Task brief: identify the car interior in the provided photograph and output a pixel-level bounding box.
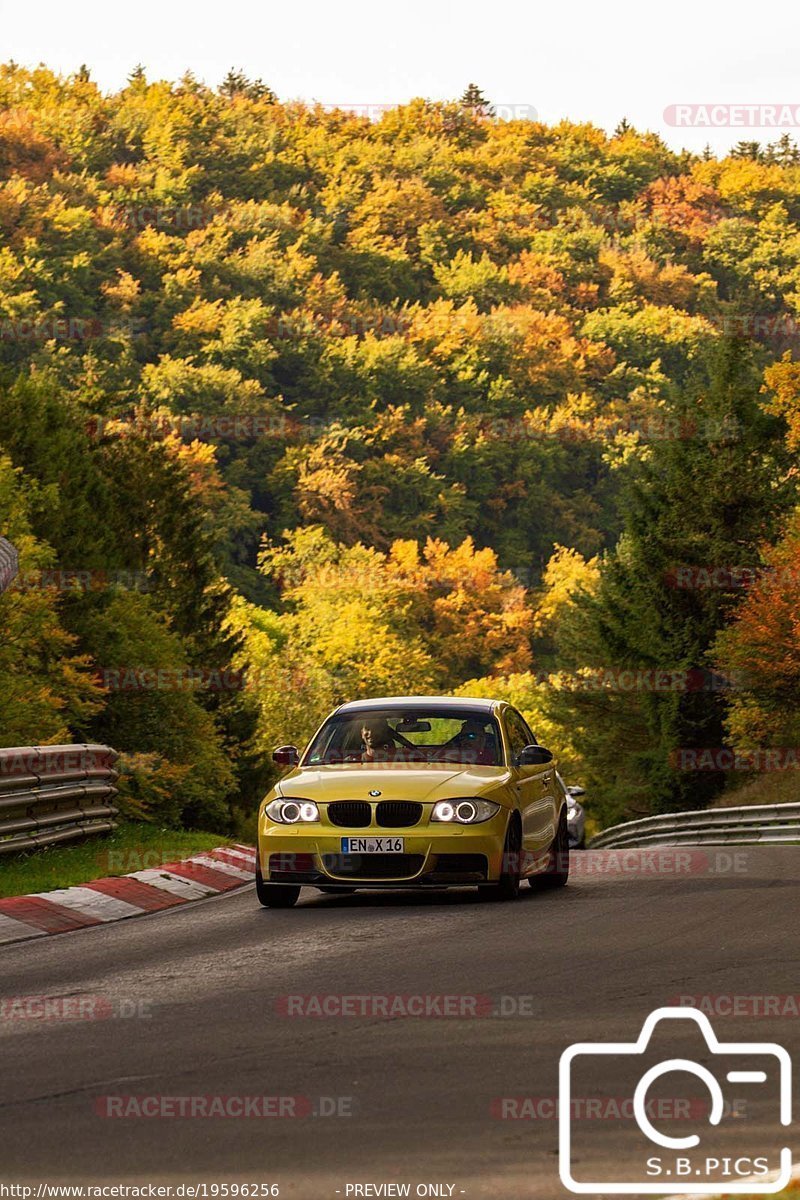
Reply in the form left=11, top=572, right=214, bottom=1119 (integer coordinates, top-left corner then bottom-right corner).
left=308, top=713, right=503, bottom=766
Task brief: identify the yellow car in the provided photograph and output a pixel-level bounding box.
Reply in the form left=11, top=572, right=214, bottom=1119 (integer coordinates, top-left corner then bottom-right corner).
left=256, top=696, right=570, bottom=908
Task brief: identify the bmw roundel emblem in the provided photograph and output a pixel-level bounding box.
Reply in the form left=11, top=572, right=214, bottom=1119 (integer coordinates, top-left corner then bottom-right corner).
left=369, top=789, right=381, bottom=797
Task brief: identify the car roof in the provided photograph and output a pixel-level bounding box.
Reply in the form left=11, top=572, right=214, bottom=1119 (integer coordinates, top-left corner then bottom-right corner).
left=334, top=695, right=503, bottom=714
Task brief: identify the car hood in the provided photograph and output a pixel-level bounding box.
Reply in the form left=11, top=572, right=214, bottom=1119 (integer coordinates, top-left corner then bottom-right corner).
left=277, top=764, right=510, bottom=804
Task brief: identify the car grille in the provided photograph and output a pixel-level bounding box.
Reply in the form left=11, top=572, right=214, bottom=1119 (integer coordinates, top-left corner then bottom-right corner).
left=326, top=801, right=371, bottom=827
left=322, top=853, right=425, bottom=880
left=375, top=800, right=422, bottom=827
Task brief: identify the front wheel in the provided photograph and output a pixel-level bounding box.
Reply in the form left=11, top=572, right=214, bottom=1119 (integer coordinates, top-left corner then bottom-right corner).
left=256, top=863, right=300, bottom=908
left=479, top=817, right=521, bottom=902
left=530, top=808, right=569, bottom=889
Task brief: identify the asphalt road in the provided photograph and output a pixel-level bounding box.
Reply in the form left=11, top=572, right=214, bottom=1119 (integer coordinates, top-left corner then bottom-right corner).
left=1, top=846, right=798, bottom=1199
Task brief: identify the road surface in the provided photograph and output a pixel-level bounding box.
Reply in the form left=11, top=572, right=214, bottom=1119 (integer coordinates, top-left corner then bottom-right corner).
left=1, top=846, right=798, bottom=1198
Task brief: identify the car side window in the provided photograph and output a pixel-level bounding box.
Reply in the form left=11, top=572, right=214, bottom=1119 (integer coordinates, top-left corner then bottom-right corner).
left=505, top=710, right=531, bottom=761
left=517, top=710, right=537, bottom=745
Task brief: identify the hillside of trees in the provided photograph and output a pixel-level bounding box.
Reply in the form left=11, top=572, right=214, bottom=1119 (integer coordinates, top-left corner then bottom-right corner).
left=2, top=65, right=800, bottom=831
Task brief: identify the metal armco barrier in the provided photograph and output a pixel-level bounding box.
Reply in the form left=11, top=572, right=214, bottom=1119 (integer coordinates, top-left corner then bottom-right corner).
left=0, top=536, right=19, bottom=593
left=0, top=744, right=119, bottom=855
left=589, top=802, right=800, bottom=849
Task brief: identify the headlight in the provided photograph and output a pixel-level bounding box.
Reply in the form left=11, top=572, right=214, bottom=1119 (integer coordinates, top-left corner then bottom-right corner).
left=265, top=797, right=320, bottom=824
left=431, top=798, right=500, bottom=824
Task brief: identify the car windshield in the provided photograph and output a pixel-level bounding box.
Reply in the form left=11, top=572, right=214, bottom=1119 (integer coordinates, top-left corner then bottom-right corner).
left=304, top=707, right=504, bottom=767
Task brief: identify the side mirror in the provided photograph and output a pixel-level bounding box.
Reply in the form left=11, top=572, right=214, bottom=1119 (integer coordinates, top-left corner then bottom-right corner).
left=567, top=784, right=586, bottom=797
left=516, top=744, right=553, bottom=767
left=273, top=745, right=300, bottom=767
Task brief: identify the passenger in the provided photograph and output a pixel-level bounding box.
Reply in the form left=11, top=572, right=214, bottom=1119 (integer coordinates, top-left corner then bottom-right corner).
left=453, top=719, right=496, bottom=765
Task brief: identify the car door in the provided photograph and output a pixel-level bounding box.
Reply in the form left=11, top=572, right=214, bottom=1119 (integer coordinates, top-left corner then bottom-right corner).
left=505, top=708, right=557, bottom=853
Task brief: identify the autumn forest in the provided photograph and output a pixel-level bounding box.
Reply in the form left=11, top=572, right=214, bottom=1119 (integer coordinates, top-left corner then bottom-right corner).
left=2, top=65, right=800, bottom=833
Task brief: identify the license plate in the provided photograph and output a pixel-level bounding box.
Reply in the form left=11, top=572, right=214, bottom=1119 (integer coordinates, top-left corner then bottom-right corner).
left=340, top=836, right=404, bottom=853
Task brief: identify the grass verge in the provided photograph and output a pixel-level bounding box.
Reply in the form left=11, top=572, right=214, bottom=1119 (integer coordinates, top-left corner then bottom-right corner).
left=712, top=769, right=798, bottom=808
left=0, top=821, right=234, bottom=899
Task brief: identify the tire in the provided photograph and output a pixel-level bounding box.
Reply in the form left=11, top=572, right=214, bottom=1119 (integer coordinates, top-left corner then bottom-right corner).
left=479, top=815, right=521, bottom=902
left=317, top=886, right=357, bottom=894
left=531, top=808, right=570, bottom=890
left=256, top=862, right=300, bottom=909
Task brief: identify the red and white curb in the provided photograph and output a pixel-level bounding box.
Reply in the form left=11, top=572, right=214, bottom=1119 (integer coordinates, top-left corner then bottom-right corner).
left=0, top=845, right=256, bottom=945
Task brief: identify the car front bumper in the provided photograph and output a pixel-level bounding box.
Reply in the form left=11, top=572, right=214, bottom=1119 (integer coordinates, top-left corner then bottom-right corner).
left=257, top=818, right=509, bottom=887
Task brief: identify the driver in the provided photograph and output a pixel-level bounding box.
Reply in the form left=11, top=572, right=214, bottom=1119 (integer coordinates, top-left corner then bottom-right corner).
left=360, top=718, right=397, bottom=762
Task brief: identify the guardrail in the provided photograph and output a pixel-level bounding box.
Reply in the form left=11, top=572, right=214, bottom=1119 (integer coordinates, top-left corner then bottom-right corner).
left=0, top=535, right=18, bottom=594
left=588, top=802, right=800, bottom=849
left=0, top=744, right=119, bottom=855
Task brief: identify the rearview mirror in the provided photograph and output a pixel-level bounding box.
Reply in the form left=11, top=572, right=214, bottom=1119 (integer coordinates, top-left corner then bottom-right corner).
left=395, top=719, right=431, bottom=733
left=516, top=744, right=553, bottom=767
left=567, top=784, right=586, bottom=797
left=273, top=745, right=300, bottom=766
